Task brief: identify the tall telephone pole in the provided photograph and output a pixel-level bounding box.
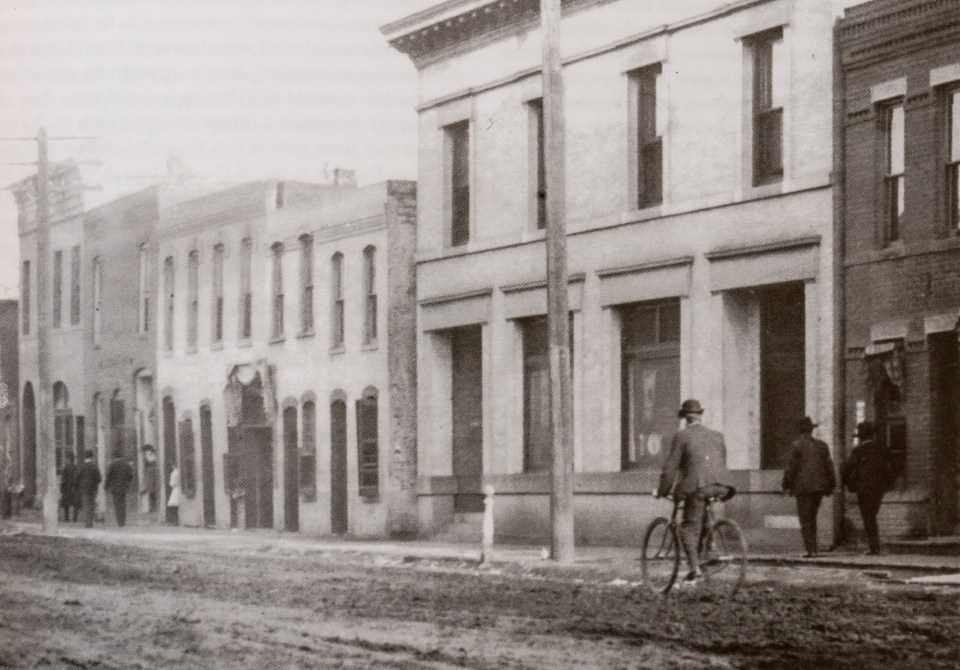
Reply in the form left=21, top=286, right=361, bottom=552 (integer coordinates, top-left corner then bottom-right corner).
left=541, top=0, right=575, bottom=562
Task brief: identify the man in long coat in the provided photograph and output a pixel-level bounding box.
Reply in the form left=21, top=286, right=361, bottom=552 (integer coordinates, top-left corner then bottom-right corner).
left=59, top=451, right=80, bottom=522
left=657, top=398, right=728, bottom=584
left=842, top=421, right=891, bottom=555
left=782, top=417, right=836, bottom=557
left=77, top=450, right=102, bottom=528
left=105, top=450, right=134, bottom=528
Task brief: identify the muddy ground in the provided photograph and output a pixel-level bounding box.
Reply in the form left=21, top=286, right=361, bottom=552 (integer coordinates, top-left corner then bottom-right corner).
left=0, top=532, right=957, bottom=669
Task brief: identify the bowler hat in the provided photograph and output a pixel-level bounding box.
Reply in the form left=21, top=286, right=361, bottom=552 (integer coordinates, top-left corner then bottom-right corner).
left=856, top=421, right=876, bottom=439
left=678, top=398, right=705, bottom=418
left=797, top=417, right=818, bottom=432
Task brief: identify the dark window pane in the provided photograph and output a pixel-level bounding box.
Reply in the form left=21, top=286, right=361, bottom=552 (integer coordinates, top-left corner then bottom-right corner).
left=449, top=121, right=470, bottom=246
left=658, top=302, right=680, bottom=343
left=356, top=396, right=379, bottom=498
left=622, top=306, right=657, bottom=348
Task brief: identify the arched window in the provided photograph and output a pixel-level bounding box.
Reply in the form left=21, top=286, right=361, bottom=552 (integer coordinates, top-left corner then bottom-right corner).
left=271, top=242, right=284, bottom=339
left=163, top=256, right=175, bottom=351
left=356, top=387, right=379, bottom=500
left=299, top=235, right=314, bottom=335
left=300, top=398, right=316, bottom=500
left=362, top=246, right=377, bottom=345
left=331, top=252, right=344, bottom=349
left=53, top=382, right=72, bottom=471
left=179, top=415, right=197, bottom=499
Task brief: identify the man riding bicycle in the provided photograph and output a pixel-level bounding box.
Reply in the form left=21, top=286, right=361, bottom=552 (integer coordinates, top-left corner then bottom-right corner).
left=655, top=398, right=729, bottom=585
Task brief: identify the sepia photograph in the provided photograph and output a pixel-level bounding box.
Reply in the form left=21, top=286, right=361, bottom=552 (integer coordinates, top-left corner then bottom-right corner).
left=0, top=0, right=959, bottom=667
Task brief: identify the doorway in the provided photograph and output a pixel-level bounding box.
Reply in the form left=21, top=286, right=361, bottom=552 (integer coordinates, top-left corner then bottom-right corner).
left=241, top=426, right=274, bottom=529
left=199, top=405, right=216, bottom=527
left=759, top=283, right=805, bottom=470
left=162, top=396, right=177, bottom=523
left=330, top=397, right=348, bottom=534
left=451, top=326, right=483, bottom=512
left=21, top=383, right=36, bottom=506
left=282, top=406, right=300, bottom=532
left=930, top=331, right=959, bottom=535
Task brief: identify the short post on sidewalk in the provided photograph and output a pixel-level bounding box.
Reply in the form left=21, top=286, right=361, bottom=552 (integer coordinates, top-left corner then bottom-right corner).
left=481, top=485, right=495, bottom=565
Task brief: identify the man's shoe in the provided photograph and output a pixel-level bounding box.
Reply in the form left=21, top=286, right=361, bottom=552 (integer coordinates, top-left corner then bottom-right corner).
left=674, top=571, right=703, bottom=589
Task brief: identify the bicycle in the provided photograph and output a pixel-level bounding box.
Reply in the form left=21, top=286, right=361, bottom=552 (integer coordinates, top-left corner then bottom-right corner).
left=640, top=484, right=748, bottom=597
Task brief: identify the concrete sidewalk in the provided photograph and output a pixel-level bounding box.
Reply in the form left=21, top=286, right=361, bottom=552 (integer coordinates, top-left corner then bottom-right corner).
left=4, top=518, right=959, bottom=575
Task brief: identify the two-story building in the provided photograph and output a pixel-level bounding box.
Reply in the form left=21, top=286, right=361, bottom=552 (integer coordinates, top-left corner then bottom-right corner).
left=384, top=0, right=837, bottom=547
left=154, top=178, right=417, bottom=536
left=837, top=0, right=960, bottom=540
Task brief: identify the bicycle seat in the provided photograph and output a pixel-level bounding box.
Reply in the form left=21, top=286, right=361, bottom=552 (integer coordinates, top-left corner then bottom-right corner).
left=698, top=483, right=736, bottom=502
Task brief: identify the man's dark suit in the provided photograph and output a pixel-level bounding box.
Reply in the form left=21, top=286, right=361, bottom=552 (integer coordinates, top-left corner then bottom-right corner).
left=782, top=434, right=836, bottom=555
left=842, top=439, right=890, bottom=553
left=657, top=423, right=728, bottom=573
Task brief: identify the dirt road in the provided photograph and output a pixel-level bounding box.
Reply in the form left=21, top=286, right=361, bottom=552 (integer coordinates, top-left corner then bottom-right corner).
left=0, top=533, right=957, bottom=669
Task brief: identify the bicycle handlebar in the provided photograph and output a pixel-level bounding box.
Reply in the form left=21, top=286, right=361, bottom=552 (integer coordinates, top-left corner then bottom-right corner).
left=653, top=483, right=737, bottom=503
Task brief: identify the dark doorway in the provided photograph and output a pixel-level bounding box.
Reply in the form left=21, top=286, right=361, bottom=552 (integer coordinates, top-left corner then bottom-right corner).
left=330, top=398, right=348, bottom=534
left=21, top=383, right=36, bottom=506
left=199, top=406, right=216, bottom=527
left=930, top=332, right=959, bottom=535
left=241, top=426, right=274, bottom=529
left=162, top=396, right=177, bottom=523
left=451, top=326, right=484, bottom=512
left=282, top=406, right=300, bottom=532
left=759, top=282, right=806, bottom=470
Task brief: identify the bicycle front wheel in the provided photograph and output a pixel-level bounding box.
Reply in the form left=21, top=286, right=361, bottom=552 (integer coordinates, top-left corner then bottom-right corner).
left=641, top=517, right=681, bottom=594
left=700, top=518, right=747, bottom=597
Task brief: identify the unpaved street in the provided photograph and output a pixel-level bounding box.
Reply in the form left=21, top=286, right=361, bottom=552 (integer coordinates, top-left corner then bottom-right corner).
left=0, top=533, right=958, bottom=669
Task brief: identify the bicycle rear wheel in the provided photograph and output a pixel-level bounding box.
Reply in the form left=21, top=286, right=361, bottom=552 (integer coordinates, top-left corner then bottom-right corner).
left=641, top=517, right=681, bottom=594
left=700, top=518, right=747, bottom=597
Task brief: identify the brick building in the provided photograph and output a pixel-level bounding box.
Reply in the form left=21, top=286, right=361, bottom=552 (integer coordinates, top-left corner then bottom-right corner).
left=837, top=0, right=960, bottom=539
left=0, top=300, right=19, bottom=507
left=154, top=178, right=417, bottom=536
left=384, top=0, right=837, bottom=547
left=12, top=161, right=88, bottom=507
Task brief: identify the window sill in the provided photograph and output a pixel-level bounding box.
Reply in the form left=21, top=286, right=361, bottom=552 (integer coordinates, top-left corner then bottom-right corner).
left=297, top=329, right=315, bottom=340
left=620, top=204, right=663, bottom=225
left=330, top=345, right=345, bottom=356
left=361, top=341, right=379, bottom=352
left=744, top=180, right=783, bottom=200
left=237, top=338, right=252, bottom=349
left=268, top=336, right=286, bottom=345
left=210, top=341, right=224, bottom=352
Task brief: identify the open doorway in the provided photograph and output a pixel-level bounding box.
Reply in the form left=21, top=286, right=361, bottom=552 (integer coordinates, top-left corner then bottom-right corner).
left=930, top=332, right=959, bottom=535
left=451, top=326, right=483, bottom=513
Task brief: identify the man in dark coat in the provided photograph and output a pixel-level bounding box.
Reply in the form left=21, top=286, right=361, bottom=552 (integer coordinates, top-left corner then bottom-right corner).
left=782, top=417, right=836, bottom=557
left=657, top=399, right=728, bottom=584
left=77, top=450, right=102, bottom=528
left=59, top=451, right=80, bottom=522
left=842, top=421, right=891, bottom=555
left=104, top=450, right=134, bottom=528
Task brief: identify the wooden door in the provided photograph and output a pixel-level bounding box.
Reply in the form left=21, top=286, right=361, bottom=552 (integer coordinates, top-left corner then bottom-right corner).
left=452, top=326, right=483, bottom=512
left=241, top=426, right=274, bottom=529
left=283, top=407, right=300, bottom=532
left=330, top=399, right=348, bottom=534
left=199, top=406, right=216, bottom=527
left=931, top=332, right=960, bottom=534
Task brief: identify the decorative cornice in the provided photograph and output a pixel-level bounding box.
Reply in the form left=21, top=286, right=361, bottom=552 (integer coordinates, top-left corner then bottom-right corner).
left=705, top=236, right=820, bottom=262
left=596, top=256, right=694, bottom=278
left=500, top=273, right=586, bottom=293
left=419, top=287, right=493, bottom=307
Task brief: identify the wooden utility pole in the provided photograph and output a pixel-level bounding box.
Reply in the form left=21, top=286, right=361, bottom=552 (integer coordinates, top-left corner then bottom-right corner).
left=35, top=128, right=58, bottom=534
left=540, top=0, right=575, bottom=562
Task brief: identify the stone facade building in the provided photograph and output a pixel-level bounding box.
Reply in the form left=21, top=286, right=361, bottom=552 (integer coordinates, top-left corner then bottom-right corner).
left=384, top=0, right=836, bottom=547
left=154, top=179, right=417, bottom=536
left=0, top=299, right=19, bottom=508
left=837, top=0, right=960, bottom=539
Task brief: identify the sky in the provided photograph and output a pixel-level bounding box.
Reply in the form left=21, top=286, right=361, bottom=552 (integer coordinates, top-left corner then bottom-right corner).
left=0, top=0, right=436, bottom=298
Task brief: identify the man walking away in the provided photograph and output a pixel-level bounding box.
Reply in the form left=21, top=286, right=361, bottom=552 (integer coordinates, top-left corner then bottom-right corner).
left=782, top=417, right=836, bottom=557
left=842, top=421, right=891, bottom=555
left=77, top=450, right=102, bottom=528
left=656, top=399, right=728, bottom=585
left=141, top=444, right=159, bottom=514
left=60, top=451, right=80, bottom=522
left=105, top=450, right=134, bottom=528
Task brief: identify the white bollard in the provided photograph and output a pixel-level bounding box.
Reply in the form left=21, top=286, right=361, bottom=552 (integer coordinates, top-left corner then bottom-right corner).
left=481, top=485, right=495, bottom=564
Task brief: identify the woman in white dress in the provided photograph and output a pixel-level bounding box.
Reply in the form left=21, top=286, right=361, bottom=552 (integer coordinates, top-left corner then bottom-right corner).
left=167, top=465, right=181, bottom=526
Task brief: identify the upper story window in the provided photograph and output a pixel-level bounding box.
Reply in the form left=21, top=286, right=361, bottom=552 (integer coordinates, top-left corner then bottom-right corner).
left=363, top=246, right=377, bottom=345
left=446, top=120, right=470, bottom=247
left=331, top=252, right=345, bottom=349
left=631, top=63, right=664, bottom=209
left=21, top=260, right=30, bottom=335
left=187, top=250, right=199, bottom=349
left=69, top=245, right=80, bottom=326
left=138, top=244, right=149, bottom=334
left=52, top=249, right=63, bottom=329
left=947, top=88, right=960, bottom=234
left=749, top=28, right=785, bottom=186
left=163, top=256, right=175, bottom=351
left=883, top=102, right=905, bottom=243
left=528, top=98, right=547, bottom=229
left=92, top=257, right=103, bottom=346
left=271, top=242, right=284, bottom=340
left=299, top=234, right=314, bottom=335
left=239, top=237, right=253, bottom=340
left=212, top=243, right=225, bottom=344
